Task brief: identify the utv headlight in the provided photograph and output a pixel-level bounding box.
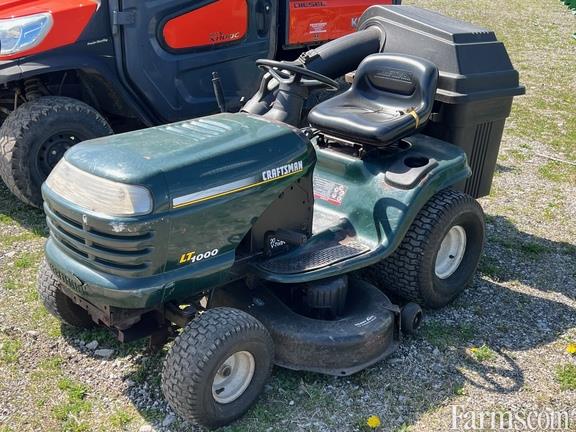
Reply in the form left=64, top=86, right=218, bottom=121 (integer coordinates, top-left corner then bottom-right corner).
left=46, top=160, right=153, bottom=216
left=0, top=13, right=53, bottom=56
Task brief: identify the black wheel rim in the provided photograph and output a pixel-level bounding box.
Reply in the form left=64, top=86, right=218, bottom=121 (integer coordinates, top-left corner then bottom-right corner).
left=36, top=132, right=82, bottom=179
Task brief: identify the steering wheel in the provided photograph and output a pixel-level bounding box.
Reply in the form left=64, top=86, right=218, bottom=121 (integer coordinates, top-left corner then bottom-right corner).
left=256, top=59, right=340, bottom=91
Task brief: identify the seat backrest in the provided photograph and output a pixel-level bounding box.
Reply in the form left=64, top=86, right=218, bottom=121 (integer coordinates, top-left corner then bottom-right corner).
left=353, top=53, right=438, bottom=119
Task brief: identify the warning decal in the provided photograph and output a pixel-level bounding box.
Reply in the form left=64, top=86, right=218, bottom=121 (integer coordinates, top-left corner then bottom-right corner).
left=313, top=176, right=348, bottom=206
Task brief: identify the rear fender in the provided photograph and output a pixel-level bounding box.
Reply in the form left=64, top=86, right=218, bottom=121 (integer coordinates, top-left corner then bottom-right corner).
left=254, top=134, right=472, bottom=283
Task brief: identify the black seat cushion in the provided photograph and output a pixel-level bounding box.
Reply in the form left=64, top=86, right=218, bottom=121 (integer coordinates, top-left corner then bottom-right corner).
left=308, top=54, right=439, bottom=147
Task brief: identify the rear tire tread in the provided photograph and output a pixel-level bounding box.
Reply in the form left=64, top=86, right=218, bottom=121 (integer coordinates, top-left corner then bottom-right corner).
left=365, top=189, right=484, bottom=307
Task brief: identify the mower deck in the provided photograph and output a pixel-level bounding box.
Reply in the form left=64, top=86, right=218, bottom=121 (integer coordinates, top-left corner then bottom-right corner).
left=212, top=278, right=400, bottom=376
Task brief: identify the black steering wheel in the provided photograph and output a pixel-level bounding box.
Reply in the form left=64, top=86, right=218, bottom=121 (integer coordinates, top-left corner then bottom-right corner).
left=256, top=59, right=340, bottom=91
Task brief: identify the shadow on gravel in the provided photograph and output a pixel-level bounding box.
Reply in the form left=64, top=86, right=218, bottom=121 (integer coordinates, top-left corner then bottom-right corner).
left=495, top=163, right=516, bottom=174
left=0, top=183, right=47, bottom=236
left=482, top=215, right=576, bottom=299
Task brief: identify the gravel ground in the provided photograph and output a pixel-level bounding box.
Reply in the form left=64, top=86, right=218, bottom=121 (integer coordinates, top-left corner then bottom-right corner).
left=1, top=1, right=575, bottom=431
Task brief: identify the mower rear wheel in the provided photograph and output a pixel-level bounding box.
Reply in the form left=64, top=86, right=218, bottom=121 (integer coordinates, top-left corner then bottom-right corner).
left=37, top=259, right=95, bottom=328
left=365, top=189, right=485, bottom=309
left=0, top=96, right=113, bottom=207
left=161, top=307, right=273, bottom=429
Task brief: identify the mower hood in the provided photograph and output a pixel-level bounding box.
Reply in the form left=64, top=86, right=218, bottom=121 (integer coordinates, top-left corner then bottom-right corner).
left=47, top=113, right=315, bottom=213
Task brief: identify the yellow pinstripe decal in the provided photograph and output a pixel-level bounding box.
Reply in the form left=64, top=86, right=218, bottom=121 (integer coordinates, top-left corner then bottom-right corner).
left=173, top=170, right=302, bottom=209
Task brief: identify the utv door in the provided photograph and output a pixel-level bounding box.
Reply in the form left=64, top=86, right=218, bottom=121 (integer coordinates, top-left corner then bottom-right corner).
left=113, top=0, right=277, bottom=123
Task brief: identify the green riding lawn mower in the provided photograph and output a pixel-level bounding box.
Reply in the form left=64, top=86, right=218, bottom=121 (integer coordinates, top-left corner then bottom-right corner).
left=36, top=5, right=524, bottom=429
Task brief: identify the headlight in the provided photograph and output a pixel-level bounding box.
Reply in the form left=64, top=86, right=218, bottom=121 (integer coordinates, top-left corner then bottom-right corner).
left=0, top=13, right=53, bottom=56
left=46, top=159, right=153, bottom=216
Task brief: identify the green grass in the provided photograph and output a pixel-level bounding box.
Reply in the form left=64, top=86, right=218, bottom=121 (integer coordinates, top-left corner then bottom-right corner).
left=52, top=378, right=92, bottom=432
left=39, top=356, right=64, bottom=372
left=452, top=384, right=467, bottom=396
left=490, top=237, right=551, bottom=258
left=478, top=255, right=505, bottom=280
left=0, top=337, right=22, bottom=364
left=109, top=409, right=136, bottom=429
left=0, top=231, right=42, bottom=248
left=555, top=364, right=576, bottom=390
left=538, top=161, right=576, bottom=184
left=542, top=200, right=561, bottom=221
left=14, top=252, right=36, bottom=269
left=421, top=321, right=476, bottom=349
left=518, top=242, right=550, bottom=257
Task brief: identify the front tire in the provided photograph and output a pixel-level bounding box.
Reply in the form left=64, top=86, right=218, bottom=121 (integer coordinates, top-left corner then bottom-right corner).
left=37, top=259, right=95, bottom=328
left=162, top=308, right=273, bottom=429
left=365, top=189, right=485, bottom=309
left=0, top=96, right=113, bottom=207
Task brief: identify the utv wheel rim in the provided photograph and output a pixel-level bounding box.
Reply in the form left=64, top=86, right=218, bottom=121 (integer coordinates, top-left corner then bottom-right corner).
left=38, top=132, right=81, bottom=178
left=212, top=351, right=255, bottom=404
left=435, top=225, right=467, bottom=279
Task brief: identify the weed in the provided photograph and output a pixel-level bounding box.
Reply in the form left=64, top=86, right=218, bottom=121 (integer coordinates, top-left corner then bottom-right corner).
left=109, top=409, right=135, bottom=429
left=14, top=252, right=36, bottom=269
left=507, top=149, right=528, bottom=162
left=453, top=384, right=467, bottom=396
left=0, top=337, right=22, bottom=363
left=555, top=364, right=576, bottom=390
left=478, top=255, right=505, bottom=280
left=3, top=278, right=17, bottom=291
left=470, top=344, right=496, bottom=362
left=518, top=242, right=550, bottom=257
left=40, top=356, right=64, bottom=371
left=52, top=377, right=92, bottom=431
left=421, top=321, right=475, bottom=348
left=542, top=201, right=560, bottom=221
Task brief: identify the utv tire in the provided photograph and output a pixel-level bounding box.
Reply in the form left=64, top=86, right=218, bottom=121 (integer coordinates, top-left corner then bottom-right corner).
left=162, top=308, right=273, bottom=429
left=365, top=189, right=485, bottom=309
left=37, top=259, right=95, bottom=328
left=0, top=97, right=113, bottom=208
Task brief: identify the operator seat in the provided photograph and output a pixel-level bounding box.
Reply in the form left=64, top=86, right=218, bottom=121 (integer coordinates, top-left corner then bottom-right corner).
left=308, top=54, right=439, bottom=147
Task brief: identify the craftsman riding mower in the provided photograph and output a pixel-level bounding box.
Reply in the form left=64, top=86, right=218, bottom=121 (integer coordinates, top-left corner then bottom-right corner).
left=36, top=5, right=524, bottom=429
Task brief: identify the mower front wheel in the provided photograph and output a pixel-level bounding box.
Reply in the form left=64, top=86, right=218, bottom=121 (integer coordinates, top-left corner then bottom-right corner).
left=366, top=189, right=485, bottom=309
left=37, top=259, right=95, bottom=328
left=161, top=307, right=273, bottom=429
